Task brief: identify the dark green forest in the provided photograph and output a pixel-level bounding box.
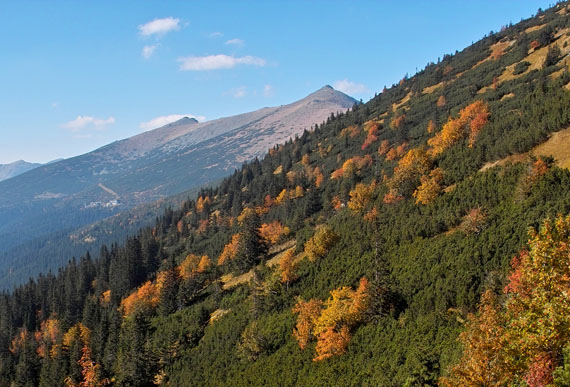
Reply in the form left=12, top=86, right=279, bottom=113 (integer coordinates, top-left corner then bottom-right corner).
left=4, top=3, right=570, bottom=386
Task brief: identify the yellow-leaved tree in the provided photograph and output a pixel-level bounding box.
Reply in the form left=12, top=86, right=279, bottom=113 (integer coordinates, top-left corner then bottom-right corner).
left=304, top=226, right=339, bottom=262
left=292, top=277, right=370, bottom=361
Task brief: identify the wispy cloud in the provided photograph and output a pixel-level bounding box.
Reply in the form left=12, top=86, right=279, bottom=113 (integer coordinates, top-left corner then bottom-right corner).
left=225, top=38, right=244, bottom=46
left=62, top=116, right=115, bottom=131
left=223, top=86, right=247, bottom=98
left=263, top=84, right=274, bottom=97
left=138, top=17, right=180, bottom=37
left=142, top=44, right=158, bottom=59
left=209, top=32, right=223, bottom=38
left=333, top=79, right=369, bottom=95
left=139, top=114, right=205, bottom=131
left=178, top=54, right=266, bottom=71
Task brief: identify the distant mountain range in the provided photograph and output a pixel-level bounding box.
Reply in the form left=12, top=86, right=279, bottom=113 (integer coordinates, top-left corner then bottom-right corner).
left=0, top=158, right=66, bottom=182
left=0, top=160, right=42, bottom=181
left=0, top=85, right=356, bottom=287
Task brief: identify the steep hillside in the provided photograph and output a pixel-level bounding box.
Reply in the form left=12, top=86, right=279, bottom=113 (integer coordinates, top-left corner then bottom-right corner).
left=4, top=3, right=570, bottom=386
left=0, top=86, right=355, bottom=288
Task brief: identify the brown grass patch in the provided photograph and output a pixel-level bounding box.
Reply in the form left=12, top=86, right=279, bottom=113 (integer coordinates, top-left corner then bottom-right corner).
left=422, top=82, right=443, bottom=94
left=221, top=271, right=253, bottom=290
left=443, top=183, right=457, bottom=193
left=533, top=127, right=570, bottom=169
left=444, top=226, right=460, bottom=236
left=473, top=40, right=516, bottom=71
left=478, top=44, right=551, bottom=94
left=209, top=309, right=230, bottom=324
left=480, top=154, right=529, bottom=172
left=525, top=24, right=546, bottom=34
left=490, top=40, right=514, bottom=59
left=479, top=127, right=570, bottom=172
left=500, top=93, right=515, bottom=101
left=392, top=91, right=412, bottom=112
left=221, top=239, right=300, bottom=290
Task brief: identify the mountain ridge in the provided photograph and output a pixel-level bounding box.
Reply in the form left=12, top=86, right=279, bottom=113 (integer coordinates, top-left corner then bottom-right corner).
left=0, top=86, right=356, bottom=288
left=0, top=160, right=42, bottom=182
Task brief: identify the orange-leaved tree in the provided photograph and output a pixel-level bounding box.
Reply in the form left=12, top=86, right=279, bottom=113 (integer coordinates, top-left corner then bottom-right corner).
left=292, top=298, right=323, bottom=350
left=442, top=214, right=570, bottom=386
left=217, top=233, right=241, bottom=265
left=413, top=167, right=444, bottom=205
left=120, top=281, right=159, bottom=318
left=428, top=100, right=489, bottom=155
left=440, top=290, right=509, bottom=386
left=385, top=147, right=431, bottom=201
left=279, top=249, right=297, bottom=288
left=293, top=278, right=370, bottom=361
left=259, top=221, right=290, bottom=245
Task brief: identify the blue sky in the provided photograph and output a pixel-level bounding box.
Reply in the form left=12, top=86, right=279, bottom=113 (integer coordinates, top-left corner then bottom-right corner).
left=0, top=1, right=552, bottom=164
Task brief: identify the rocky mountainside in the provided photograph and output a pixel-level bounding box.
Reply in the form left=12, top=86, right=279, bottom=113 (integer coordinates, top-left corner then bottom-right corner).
left=0, top=86, right=355, bottom=287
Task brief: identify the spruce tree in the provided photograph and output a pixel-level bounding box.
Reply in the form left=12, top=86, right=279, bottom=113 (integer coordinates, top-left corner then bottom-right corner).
left=233, top=210, right=267, bottom=273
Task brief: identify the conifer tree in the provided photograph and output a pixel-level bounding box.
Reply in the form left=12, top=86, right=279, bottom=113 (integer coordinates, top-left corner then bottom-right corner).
left=234, top=210, right=267, bottom=273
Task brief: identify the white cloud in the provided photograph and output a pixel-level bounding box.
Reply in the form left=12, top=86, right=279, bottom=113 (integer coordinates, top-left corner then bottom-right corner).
left=178, top=54, right=266, bottom=71
left=142, top=44, right=158, bottom=59
left=62, top=116, right=115, bottom=131
left=139, top=114, right=206, bottom=131
left=210, top=32, right=223, bottom=38
left=332, top=79, right=369, bottom=95
left=263, top=84, right=274, bottom=97
left=138, top=17, right=180, bottom=37
left=225, top=38, right=244, bottom=46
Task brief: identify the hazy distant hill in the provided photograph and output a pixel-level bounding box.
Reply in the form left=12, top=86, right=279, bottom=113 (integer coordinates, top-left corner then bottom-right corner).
left=0, top=160, right=42, bottom=182
left=0, top=86, right=355, bottom=287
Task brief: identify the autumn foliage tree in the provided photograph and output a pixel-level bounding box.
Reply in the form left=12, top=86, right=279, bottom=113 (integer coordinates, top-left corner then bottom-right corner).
left=313, top=326, right=351, bottom=362
left=413, top=168, right=444, bottom=205
left=293, top=278, right=370, bottom=361
left=427, top=119, right=436, bottom=134
left=378, top=140, right=390, bottom=156
left=385, top=147, right=431, bottom=201
left=442, top=215, right=570, bottom=385
left=390, top=113, right=406, bottom=129
left=304, top=226, right=339, bottom=262
left=120, top=281, right=159, bottom=318
left=459, top=207, right=487, bottom=234
left=440, top=290, right=509, bottom=386
left=217, top=233, right=240, bottom=266
left=178, top=254, right=211, bottom=280
left=63, top=323, right=108, bottom=387
left=279, top=249, right=297, bottom=288
left=292, top=299, right=323, bottom=350
left=428, top=100, right=489, bottom=155
left=361, top=123, right=379, bottom=150
left=348, top=180, right=377, bottom=213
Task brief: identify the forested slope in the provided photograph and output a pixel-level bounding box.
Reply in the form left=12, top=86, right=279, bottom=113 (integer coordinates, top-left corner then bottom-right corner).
left=3, top=3, right=570, bottom=386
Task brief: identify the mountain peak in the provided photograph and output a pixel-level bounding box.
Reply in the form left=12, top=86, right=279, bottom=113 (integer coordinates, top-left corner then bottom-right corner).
left=177, top=117, right=199, bottom=124
left=303, top=84, right=357, bottom=105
